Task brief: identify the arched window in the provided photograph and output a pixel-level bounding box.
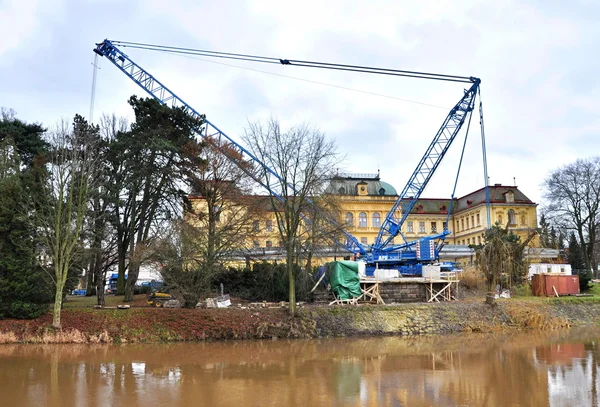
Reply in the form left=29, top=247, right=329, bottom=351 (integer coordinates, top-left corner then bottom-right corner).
left=345, top=212, right=354, bottom=227
left=358, top=212, right=367, bottom=228
left=508, top=209, right=516, bottom=225
left=372, top=212, right=381, bottom=227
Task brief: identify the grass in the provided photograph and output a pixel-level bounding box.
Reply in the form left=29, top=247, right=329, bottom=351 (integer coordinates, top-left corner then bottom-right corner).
left=63, top=294, right=149, bottom=309
left=507, top=282, right=600, bottom=304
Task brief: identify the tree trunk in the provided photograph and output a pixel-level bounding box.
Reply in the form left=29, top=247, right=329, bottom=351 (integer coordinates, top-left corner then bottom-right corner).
left=96, top=274, right=105, bottom=307
left=124, top=260, right=140, bottom=301
left=116, top=245, right=126, bottom=295
left=52, top=281, right=64, bottom=329
left=287, top=247, right=296, bottom=316
left=85, top=267, right=94, bottom=296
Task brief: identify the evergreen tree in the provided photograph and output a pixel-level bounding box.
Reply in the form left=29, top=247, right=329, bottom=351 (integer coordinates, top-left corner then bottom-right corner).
left=0, top=111, right=53, bottom=318
left=567, top=232, right=590, bottom=291
left=539, top=214, right=550, bottom=247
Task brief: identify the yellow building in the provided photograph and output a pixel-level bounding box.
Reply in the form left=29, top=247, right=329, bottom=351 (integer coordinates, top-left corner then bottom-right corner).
left=187, top=173, right=539, bottom=260
left=325, top=173, right=538, bottom=248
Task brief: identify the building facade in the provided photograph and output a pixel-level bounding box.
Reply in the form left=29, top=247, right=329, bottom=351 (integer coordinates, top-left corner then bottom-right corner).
left=188, top=173, right=539, bottom=259
left=325, top=173, right=538, bottom=248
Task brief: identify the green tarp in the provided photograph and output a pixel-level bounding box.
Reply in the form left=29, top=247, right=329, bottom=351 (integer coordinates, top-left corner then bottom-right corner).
left=326, top=261, right=362, bottom=300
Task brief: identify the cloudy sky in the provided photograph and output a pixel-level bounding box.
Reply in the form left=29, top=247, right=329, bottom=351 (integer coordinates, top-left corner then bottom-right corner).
left=1, top=0, right=598, bottom=207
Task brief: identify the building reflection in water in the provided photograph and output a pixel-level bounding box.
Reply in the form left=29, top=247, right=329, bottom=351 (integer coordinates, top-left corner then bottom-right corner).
left=2, top=331, right=600, bottom=406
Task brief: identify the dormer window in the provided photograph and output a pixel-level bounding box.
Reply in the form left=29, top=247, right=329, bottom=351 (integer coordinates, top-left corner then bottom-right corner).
left=467, top=200, right=473, bottom=207
left=356, top=182, right=368, bottom=196
left=417, top=205, right=424, bottom=213
left=338, top=187, right=345, bottom=194
left=505, top=190, right=515, bottom=203
left=440, top=205, right=447, bottom=213
left=379, top=187, right=385, bottom=195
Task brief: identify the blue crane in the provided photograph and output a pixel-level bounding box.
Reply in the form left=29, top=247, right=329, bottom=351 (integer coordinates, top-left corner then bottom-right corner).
left=93, top=39, right=489, bottom=274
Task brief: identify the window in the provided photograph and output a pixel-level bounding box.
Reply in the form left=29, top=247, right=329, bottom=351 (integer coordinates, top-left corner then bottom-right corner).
left=407, top=221, right=414, bottom=233
left=442, top=221, right=448, bottom=231
left=467, top=238, right=470, bottom=245
left=471, top=216, right=475, bottom=228
left=477, top=236, right=481, bottom=245
left=266, top=240, right=272, bottom=248
left=253, top=240, right=260, bottom=248
left=476, top=213, right=480, bottom=226
left=498, top=214, right=503, bottom=225
left=372, top=212, right=381, bottom=227
left=508, top=209, right=516, bottom=225
left=521, top=214, right=526, bottom=225
left=252, top=220, right=260, bottom=232
left=431, top=222, right=437, bottom=233
left=358, top=212, right=367, bottom=228
left=461, top=219, right=465, bottom=231
left=265, top=220, right=273, bottom=232
left=419, top=221, right=425, bottom=233
left=505, top=191, right=515, bottom=203
left=466, top=217, right=469, bottom=229
left=345, top=212, right=354, bottom=227
left=360, top=237, right=368, bottom=244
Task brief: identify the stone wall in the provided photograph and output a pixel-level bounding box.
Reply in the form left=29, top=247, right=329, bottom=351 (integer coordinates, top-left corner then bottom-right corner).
left=379, top=282, right=427, bottom=303
left=377, top=282, right=455, bottom=303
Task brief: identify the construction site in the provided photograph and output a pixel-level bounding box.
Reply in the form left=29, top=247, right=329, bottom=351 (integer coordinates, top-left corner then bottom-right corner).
left=87, top=39, right=568, bottom=308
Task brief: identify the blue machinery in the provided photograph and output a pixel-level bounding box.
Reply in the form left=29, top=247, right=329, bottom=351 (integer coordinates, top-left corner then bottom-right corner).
left=94, top=39, right=490, bottom=274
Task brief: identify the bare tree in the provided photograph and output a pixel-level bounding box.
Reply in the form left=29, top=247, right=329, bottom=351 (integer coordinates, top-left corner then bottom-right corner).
left=242, top=119, right=340, bottom=316
left=477, top=223, right=536, bottom=293
left=158, top=137, right=260, bottom=307
left=542, top=157, right=600, bottom=272
left=36, top=115, right=100, bottom=328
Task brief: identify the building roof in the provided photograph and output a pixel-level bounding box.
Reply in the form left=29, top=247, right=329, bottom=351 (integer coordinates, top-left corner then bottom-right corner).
left=454, top=184, right=536, bottom=211
left=325, top=172, right=398, bottom=196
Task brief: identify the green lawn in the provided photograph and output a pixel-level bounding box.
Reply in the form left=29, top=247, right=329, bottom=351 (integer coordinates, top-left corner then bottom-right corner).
left=510, top=282, right=600, bottom=304
left=63, top=294, right=148, bottom=309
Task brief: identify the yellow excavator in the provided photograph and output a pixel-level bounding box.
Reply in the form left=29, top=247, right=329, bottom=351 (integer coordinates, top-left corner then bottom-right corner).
left=146, top=286, right=175, bottom=307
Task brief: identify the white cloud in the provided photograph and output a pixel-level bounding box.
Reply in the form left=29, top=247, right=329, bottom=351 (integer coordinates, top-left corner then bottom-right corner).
left=2, top=0, right=599, bottom=210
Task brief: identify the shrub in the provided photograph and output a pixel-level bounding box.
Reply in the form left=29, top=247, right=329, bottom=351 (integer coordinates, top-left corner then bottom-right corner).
left=458, top=266, right=485, bottom=290
left=511, top=283, right=532, bottom=297
left=213, top=262, right=315, bottom=302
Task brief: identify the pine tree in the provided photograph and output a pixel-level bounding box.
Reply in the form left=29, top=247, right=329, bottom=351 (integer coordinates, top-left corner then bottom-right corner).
left=0, top=113, right=53, bottom=318
left=568, top=232, right=589, bottom=291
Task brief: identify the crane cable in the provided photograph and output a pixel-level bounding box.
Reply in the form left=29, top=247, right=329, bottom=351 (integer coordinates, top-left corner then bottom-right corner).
left=111, top=40, right=475, bottom=84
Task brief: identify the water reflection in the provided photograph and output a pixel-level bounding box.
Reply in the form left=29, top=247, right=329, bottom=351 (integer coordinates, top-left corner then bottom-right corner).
left=2, top=330, right=600, bottom=406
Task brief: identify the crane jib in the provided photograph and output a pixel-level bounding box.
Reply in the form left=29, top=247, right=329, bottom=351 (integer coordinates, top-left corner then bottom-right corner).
left=93, top=39, right=484, bottom=264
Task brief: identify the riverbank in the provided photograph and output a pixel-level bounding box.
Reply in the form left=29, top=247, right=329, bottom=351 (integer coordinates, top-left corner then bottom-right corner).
left=2, top=299, right=600, bottom=344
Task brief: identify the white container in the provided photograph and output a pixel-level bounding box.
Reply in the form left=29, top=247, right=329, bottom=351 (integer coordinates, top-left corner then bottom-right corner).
left=422, top=265, right=441, bottom=279
left=527, top=263, right=572, bottom=279
left=357, top=261, right=366, bottom=277
left=375, top=269, right=399, bottom=280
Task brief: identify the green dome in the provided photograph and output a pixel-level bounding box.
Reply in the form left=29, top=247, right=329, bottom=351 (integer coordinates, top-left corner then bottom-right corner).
left=325, top=175, right=398, bottom=196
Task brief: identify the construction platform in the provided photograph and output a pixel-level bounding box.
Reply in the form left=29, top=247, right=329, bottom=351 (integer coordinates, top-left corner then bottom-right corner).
left=343, top=275, right=459, bottom=305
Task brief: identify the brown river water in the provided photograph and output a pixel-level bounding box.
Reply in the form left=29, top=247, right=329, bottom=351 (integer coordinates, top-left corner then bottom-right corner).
left=2, top=329, right=600, bottom=407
